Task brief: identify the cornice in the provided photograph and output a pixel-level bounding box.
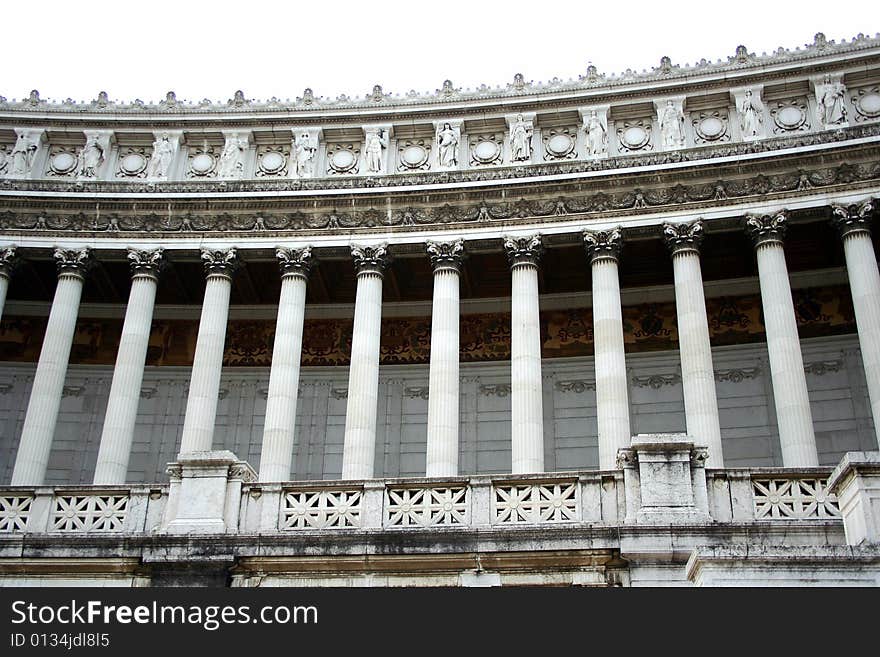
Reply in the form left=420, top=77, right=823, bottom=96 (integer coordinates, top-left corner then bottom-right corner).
left=1, top=33, right=877, bottom=120
left=0, top=148, right=876, bottom=241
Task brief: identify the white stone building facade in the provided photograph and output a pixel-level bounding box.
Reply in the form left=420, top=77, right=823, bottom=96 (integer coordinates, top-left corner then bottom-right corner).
left=0, top=33, right=879, bottom=586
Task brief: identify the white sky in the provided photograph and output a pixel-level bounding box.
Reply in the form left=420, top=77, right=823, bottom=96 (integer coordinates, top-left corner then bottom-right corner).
left=4, top=0, right=878, bottom=104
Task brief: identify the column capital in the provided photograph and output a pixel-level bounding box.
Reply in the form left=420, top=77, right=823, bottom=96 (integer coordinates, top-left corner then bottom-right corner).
left=53, top=247, right=91, bottom=279
left=583, top=227, right=623, bottom=264
left=0, top=246, right=19, bottom=279
left=832, top=199, right=875, bottom=239
left=276, top=246, right=313, bottom=279
left=351, top=243, right=391, bottom=277
left=127, top=248, right=164, bottom=281
left=663, top=220, right=704, bottom=256
left=426, top=239, right=466, bottom=274
left=200, top=248, right=238, bottom=279
left=746, top=211, right=787, bottom=248
left=503, top=234, right=543, bottom=269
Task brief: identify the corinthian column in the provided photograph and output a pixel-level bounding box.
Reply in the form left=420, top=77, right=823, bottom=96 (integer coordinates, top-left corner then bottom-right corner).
left=178, top=248, right=238, bottom=456
left=258, top=247, right=313, bottom=482
left=93, top=249, right=164, bottom=484
left=584, top=228, right=631, bottom=470
left=341, top=244, right=390, bottom=480
left=747, top=212, right=818, bottom=466
left=663, top=221, right=724, bottom=467
left=833, top=200, right=880, bottom=449
left=12, top=248, right=90, bottom=485
left=504, top=235, right=545, bottom=474
left=425, top=240, right=465, bottom=477
left=0, top=246, right=18, bottom=321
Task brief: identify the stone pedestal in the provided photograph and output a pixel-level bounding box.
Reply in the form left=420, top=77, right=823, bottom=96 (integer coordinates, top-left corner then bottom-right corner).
left=617, top=433, right=709, bottom=525
left=162, top=451, right=255, bottom=535
left=828, top=451, right=880, bottom=546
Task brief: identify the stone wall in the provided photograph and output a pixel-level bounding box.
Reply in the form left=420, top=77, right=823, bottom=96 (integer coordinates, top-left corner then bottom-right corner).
left=0, top=334, right=875, bottom=485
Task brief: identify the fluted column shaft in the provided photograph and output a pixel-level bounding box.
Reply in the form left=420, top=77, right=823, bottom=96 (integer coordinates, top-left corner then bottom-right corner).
left=93, top=250, right=163, bottom=484
left=664, top=222, right=724, bottom=467
left=178, top=249, right=237, bottom=455
left=504, top=236, right=544, bottom=474
left=342, top=245, right=389, bottom=480
left=748, top=213, right=818, bottom=466
left=834, top=202, right=880, bottom=449
left=259, top=248, right=312, bottom=482
left=12, top=248, right=90, bottom=485
left=585, top=229, right=630, bottom=470
left=425, top=241, right=464, bottom=477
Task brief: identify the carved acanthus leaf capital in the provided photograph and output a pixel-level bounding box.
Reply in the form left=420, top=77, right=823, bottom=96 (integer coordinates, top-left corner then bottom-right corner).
left=200, top=248, right=238, bottom=279
left=745, top=211, right=787, bottom=247
left=663, top=220, right=704, bottom=255
left=127, top=248, right=164, bottom=280
left=276, top=246, right=313, bottom=278
left=503, top=234, right=543, bottom=269
left=832, top=199, right=874, bottom=239
left=53, top=247, right=91, bottom=278
left=426, top=239, right=466, bottom=273
left=0, top=246, right=18, bottom=279
left=351, top=243, right=391, bottom=276
left=583, top=227, right=623, bottom=263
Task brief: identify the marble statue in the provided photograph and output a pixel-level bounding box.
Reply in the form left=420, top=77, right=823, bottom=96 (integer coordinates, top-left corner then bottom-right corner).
left=364, top=129, right=388, bottom=174
left=78, top=135, right=105, bottom=178
left=217, top=133, right=248, bottom=178
left=294, top=132, right=317, bottom=177
left=585, top=110, right=607, bottom=156
left=147, top=133, right=175, bottom=179
left=10, top=131, right=39, bottom=176
left=659, top=100, right=685, bottom=148
left=436, top=122, right=459, bottom=168
left=739, top=89, right=763, bottom=138
left=509, top=114, right=532, bottom=161
left=817, top=75, right=847, bottom=125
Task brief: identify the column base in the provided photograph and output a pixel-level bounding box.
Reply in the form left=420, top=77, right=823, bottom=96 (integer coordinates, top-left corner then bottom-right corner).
left=162, top=451, right=256, bottom=535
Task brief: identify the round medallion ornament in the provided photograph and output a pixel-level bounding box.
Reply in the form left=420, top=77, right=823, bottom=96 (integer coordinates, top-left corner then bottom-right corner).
left=49, top=152, right=77, bottom=175
left=775, top=106, right=806, bottom=130
left=259, top=151, right=286, bottom=175
left=472, top=140, right=500, bottom=164
left=856, top=92, right=880, bottom=117
left=120, top=152, right=147, bottom=176
left=696, top=117, right=724, bottom=140
left=329, top=149, right=357, bottom=173
left=401, top=144, right=428, bottom=169
left=621, top=126, right=650, bottom=149
left=190, top=153, right=215, bottom=176
left=546, top=133, right=574, bottom=157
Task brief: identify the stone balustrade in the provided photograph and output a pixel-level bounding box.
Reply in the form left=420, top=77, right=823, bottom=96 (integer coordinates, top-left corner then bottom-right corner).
left=0, top=468, right=845, bottom=536
left=0, top=485, right=167, bottom=534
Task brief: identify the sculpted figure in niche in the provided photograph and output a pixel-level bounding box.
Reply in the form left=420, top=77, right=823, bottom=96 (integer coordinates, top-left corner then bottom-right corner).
left=659, top=100, right=685, bottom=148
left=585, top=110, right=607, bottom=156
left=294, top=132, right=317, bottom=177
left=818, top=75, right=847, bottom=125
left=364, top=129, right=388, bottom=174
left=509, top=114, right=532, bottom=161
left=217, top=133, right=248, bottom=178
left=436, top=122, right=458, bottom=167
left=78, top=135, right=105, bottom=177
left=739, top=89, right=763, bottom=138
left=10, top=131, right=39, bottom=176
left=147, top=133, right=175, bottom=178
